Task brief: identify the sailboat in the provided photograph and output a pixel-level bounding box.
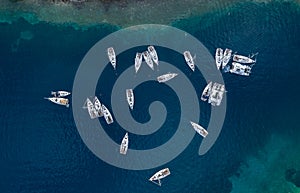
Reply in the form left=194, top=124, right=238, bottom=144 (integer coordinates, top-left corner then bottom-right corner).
left=107, top=47, right=116, bottom=70
left=149, top=168, right=171, bottom=186
left=119, top=132, right=129, bottom=155
left=126, top=89, right=134, bottom=110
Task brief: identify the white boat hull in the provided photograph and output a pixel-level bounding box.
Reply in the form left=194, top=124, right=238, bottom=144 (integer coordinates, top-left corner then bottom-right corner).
left=143, top=51, right=154, bottom=70
left=157, top=73, right=178, bottom=83
left=190, top=121, right=208, bottom=138
left=102, top=104, right=114, bottom=124
left=134, top=52, right=143, bottom=73
left=215, top=48, right=223, bottom=70
left=126, top=89, right=134, bottom=110
left=45, top=97, right=69, bottom=107
left=107, top=47, right=116, bottom=69
left=183, top=51, right=195, bottom=71
left=120, top=132, right=129, bottom=155
left=148, top=46, right=159, bottom=65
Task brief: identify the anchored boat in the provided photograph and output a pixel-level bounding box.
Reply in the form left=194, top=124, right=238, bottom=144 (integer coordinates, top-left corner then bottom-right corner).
left=142, top=51, right=154, bottom=70
left=149, top=168, right=171, bottom=186
left=215, top=48, right=223, bottom=70
left=44, top=97, right=69, bottom=107
left=126, top=89, right=134, bottom=110
left=51, top=91, right=71, bottom=98
left=183, top=51, right=195, bottom=71
left=190, top=121, right=208, bottom=138
left=93, top=96, right=103, bottom=117
left=107, top=47, right=116, bottom=70
left=200, top=81, right=213, bottom=101
left=157, top=73, right=178, bottom=83
left=229, top=62, right=252, bottom=76
left=120, top=132, right=129, bottom=155
left=134, top=52, right=143, bottom=73
left=101, top=104, right=114, bottom=124
left=148, top=45, right=159, bottom=65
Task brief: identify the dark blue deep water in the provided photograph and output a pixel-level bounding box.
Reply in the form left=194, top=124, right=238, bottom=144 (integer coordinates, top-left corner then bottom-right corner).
left=0, top=1, right=300, bottom=193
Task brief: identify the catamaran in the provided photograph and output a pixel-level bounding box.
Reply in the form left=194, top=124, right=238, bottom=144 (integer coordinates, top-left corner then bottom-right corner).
left=83, top=98, right=98, bottom=119
left=200, top=81, right=213, bottom=101
left=142, top=51, right=154, bottom=70
left=93, top=96, right=103, bottom=117
left=229, top=62, right=252, bottom=76
left=233, top=54, right=256, bottom=64
left=190, top=121, right=208, bottom=138
left=126, top=89, right=134, bottom=110
left=120, top=132, right=129, bottom=155
left=215, top=48, right=223, bottom=70
left=208, top=83, right=225, bottom=106
left=51, top=91, right=71, bottom=97
left=148, top=45, right=159, bottom=65
left=107, top=47, right=116, bottom=70
left=134, top=52, right=143, bottom=73
left=149, top=168, right=171, bottom=186
left=222, top=48, right=232, bottom=69
left=44, top=97, right=69, bottom=107
left=157, top=73, right=178, bottom=83
left=101, top=104, right=114, bottom=124
left=183, top=51, right=195, bottom=71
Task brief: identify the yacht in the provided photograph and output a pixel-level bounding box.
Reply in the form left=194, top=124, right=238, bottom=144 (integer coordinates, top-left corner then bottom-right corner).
left=83, top=98, right=98, bottom=119
left=44, top=97, right=69, bottom=107
left=233, top=54, right=256, bottom=64
left=200, top=81, right=213, bottom=101
left=126, top=89, right=134, bottom=110
left=120, top=132, right=129, bottom=155
left=229, top=62, right=252, bottom=76
left=93, top=96, right=103, bottom=117
left=222, top=48, right=232, bottom=69
left=149, top=168, right=171, bottom=186
left=51, top=91, right=71, bottom=97
left=134, top=52, right=143, bottom=73
left=183, top=51, right=195, bottom=71
left=157, top=73, right=178, bottom=83
left=208, top=83, right=225, bottom=106
left=148, top=45, right=159, bottom=65
left=190, top=121, right=208, bottom=138
left=107, top=47, right=116, bottom=70
left=142, top=51, right=154, bottom=70
left=215, top=48, right=223, bottom=70
left=101, top=104, right=114, bottom=124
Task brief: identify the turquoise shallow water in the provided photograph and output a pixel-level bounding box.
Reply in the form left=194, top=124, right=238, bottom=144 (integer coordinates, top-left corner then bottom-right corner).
left=0, top=1, right=300, bottom=193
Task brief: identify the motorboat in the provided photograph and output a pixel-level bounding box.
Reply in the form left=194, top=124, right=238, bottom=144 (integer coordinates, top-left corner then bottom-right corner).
left=190, top=121, right=208, bottom=138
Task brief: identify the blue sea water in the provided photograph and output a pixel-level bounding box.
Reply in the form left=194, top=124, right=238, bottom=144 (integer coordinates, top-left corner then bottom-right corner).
left=0, top=1, right=300, bottom=193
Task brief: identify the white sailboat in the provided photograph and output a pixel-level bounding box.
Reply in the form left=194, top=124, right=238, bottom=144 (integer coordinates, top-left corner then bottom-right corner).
left=44, top=97, right=69, bottom=107
left=200, top=81, right=213, bottom=101
left=215, top=48, right=223, bottom=70
left=119, top=132, right=129, bottom=155
left=51, top=91, right=71, bottom=97
left=229, top=62, right=252, bottom=76
left=208, top=83, right=226, bottom=106
left=183, top=51, right=195, bottom=71
left=148, top=45, right=159, bottom=65
left=149, top=168, right=171, bottom=186
left=126, top=89, right=134, bottom=110
left=190, top=121, right=208, bottom=138
left=101, top=104, right=114, bottom=124
left=83, top=98, right=98, bottom=119
left=222, top=48, right=232, bottom=69
left=93, top=96, right=103, bottom=117
left=233, top=54, right=256, bottom=64
left=134, top=52, right=143, bottom=73
left=107, top=47, right=116, bottom=70
left=157, top=73, right=178, bottom=83
left=142, top=51, right=154, bottom=70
